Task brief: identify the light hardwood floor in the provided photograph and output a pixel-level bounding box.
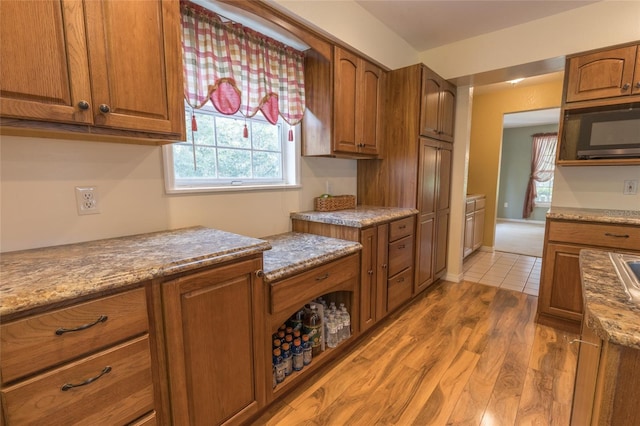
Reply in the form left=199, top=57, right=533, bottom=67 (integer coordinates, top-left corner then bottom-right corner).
left=251, top=280, right=579, bottom=426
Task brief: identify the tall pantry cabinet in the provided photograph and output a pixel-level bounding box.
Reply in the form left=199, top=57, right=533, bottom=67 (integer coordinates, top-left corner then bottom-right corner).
left=358, top=63, right=455, bottom=293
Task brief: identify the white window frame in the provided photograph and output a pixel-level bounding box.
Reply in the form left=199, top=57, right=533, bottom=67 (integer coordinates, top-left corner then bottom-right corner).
left=163, top=106, right=301, bottom=194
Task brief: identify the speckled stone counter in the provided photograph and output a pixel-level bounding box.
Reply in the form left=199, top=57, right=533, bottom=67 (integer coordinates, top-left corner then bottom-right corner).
left=466, top=194, right=485, bottom=201
left=580, top=249, right=640, bottom=349
left=290, top=206, right=418, bottom=228
left=261, top=232, right=362, bottom=283
left=548, top=207, right=640, bottom=226
left=0, top=226, right=271, bottom=319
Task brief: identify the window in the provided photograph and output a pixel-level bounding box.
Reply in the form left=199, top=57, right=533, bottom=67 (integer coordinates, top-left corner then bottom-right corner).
left=163, top=106, right=299, bottom=193
left=533, top=141, right=556, bottom=207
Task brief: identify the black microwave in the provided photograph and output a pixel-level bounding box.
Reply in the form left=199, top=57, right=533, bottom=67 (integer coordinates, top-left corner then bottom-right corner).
left=576, top=108, right=640, bottom=159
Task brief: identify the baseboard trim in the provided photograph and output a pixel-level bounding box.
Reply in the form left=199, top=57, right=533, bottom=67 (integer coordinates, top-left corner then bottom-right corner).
left=443, top=271, right=464, bottom=283
left=497, top=218, right=545, bottom=225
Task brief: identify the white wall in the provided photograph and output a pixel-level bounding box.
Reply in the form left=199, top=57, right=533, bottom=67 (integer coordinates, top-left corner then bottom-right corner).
left=420, top=1, right=640, bottom=79
left=553, top=165, right=640, bottom=211
left=0, top=136, right=356, bottom=252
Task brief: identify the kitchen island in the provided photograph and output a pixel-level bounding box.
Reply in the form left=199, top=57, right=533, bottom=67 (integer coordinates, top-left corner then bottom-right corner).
left=571, top=249, right=640, bottom=425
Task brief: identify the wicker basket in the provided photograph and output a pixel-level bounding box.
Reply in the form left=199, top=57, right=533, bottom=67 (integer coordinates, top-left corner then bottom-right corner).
left=314, top=195, right=356, bottom=212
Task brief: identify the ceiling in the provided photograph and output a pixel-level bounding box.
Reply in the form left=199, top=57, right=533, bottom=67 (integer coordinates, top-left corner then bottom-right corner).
left=355, top=0, right=599, bottom=52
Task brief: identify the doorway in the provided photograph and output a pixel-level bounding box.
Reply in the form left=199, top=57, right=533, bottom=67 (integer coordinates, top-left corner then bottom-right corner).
left=495, top=108, right=560, bottom=258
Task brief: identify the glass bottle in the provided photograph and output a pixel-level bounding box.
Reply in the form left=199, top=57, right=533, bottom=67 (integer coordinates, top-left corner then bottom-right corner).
left=341, top=304, right=351, bottom=341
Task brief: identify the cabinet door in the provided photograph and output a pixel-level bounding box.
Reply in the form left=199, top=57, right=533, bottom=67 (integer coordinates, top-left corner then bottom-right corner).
left=418, top=141, right=438, bottom=215
left=0, top=0, right=93, bottom=124
left=358, top=60, right=382, bottom=155
left=566, top=45, right=637, bottom=102
left=570, top=321, right=603, bottom=426
left=437, top=147, right=452, bottom=211
left=376, top=224, right=389, bottom=320
left=415, top=214, right=434, bottom=293
left=473, top=208, right=485, bottom=251
left=633, top=49, right=640, bottom=95
left=539, top=243, right=584, bottom=323
left=359, top=227, right=378, bottom=332
left=419, top=69, right=442, bottom=139
left=464, top=213, right=474, bottom=258
left=434, top=211, right=449, bottom=278
left=333, top=47, right=359, bottom=154
left=84, top=0, right=184, bottom=136
left=438, top=82, right=456, bottom=142
left=162, top=258, right=264, bottom=425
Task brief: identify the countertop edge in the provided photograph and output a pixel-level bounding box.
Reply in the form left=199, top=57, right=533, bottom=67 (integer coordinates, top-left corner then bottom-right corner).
left=580, top=249, right=640, bottom=350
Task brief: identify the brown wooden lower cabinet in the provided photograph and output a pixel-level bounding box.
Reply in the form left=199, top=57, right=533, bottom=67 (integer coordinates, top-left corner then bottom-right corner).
left=538, top=242, right=584, bottom=331
left=571, top=325, right=640, bottom=425
left=292, top=214, right=415, bottom=333
left=0, top=286, right=156, bottom=426
left=537, top=218, right=640, bottom=332
left=161, top=256, right=265, bottom=426
left=265, top=253, right=359, bottom=402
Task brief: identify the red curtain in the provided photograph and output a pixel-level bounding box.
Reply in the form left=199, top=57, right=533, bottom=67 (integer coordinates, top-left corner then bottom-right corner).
left=522, top=133, right=557, bottom=218
left=180, top=1, right=306, bottom=126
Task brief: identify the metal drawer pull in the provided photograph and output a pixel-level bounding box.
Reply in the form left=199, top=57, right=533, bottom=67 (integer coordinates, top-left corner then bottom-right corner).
left=398, top=225, right=407, bottom=229
left=61, top=366, right=112, bottom=391
left=398, top=244, right=406, bottom=249
left=315, top=273, right=329, bottom=281
left=569, top=338, right=599, bottom=348
left=604, top=232, right=630, bottom=239
left=55, top=315, right=108, bottom=335
left=397, top=277, right=405, bottom=283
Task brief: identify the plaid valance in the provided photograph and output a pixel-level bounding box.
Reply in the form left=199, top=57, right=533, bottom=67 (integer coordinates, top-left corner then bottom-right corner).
left=180, top=1, right=306, bottom=126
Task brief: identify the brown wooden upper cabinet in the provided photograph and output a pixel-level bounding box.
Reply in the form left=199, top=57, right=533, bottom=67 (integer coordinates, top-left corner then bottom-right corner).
left=420, top=67, right=456, bottom=142
left=303, top=46, right=384, bottom=158
left=0, top=0, right=185, bottom=143
left=565, top=43, right=640, bottom=103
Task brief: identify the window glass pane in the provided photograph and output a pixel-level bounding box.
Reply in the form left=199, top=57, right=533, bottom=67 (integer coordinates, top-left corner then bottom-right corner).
left=253, top=151, right=282, bottom=178
left=252, top=121, right=280, bottom=151
left=185, top=112, right=216, bottom=146
left=218, top=148, right=251, bottom=178
left=174, top=144, right=217, bottom=178
left=216, top=116, right=250, bottom=149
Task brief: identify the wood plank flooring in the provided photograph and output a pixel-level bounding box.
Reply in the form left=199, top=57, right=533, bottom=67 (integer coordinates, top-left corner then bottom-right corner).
left=250, top=280, right=579, bottom=426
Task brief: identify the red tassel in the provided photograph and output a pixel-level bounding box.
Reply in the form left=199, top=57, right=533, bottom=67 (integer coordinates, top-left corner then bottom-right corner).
left=243, top=124, right=248, bottom=138
left=288, top=128, right=293, bottom=142
left=191, top=114, right=198, bottom=132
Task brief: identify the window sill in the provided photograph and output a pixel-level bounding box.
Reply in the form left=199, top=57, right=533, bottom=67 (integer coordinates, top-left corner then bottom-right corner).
left=165, top=183, right=302, bottom=195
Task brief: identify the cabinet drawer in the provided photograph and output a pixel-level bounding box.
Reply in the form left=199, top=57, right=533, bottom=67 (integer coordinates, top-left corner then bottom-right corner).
left=387, top=267, right=413, bottom=312
left=548, top=221, right=640, bottom=251
left=270, top=253, right=358, bottom=315
left=389, top=216, right=415, bottom=242
left=465, top=200, right=475, bottom=214
left=1, top=287, right=149, bottom=384
left=474, top=198, right=485, bottom=210
left=388, top=235, right=414, bottom=277
left=1, top=335, right=154, bottom=425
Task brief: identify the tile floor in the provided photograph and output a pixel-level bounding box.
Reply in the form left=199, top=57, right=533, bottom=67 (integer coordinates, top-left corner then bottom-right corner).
left=463, top=250, right=541, bottom=296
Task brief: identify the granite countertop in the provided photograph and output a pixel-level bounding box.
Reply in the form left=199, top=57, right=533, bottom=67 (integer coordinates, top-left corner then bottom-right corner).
left=580, top=249, right=640, bottom=349
left=466, top=194, right=485, bottom=201
left=0, top=226, right=271, bottom=319
left=261, top=232, right=362, bottom=283
left=548, top=207, right=640, bottom=226
left=290, top=205, right=418, bottom=228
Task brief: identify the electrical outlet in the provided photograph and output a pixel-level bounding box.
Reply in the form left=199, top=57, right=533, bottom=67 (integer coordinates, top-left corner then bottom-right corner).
left=623, top=180, right=638, bottom=195
left=75, top=186, right=100, bottom=215
left=504, top=202, right=509, bottom=208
